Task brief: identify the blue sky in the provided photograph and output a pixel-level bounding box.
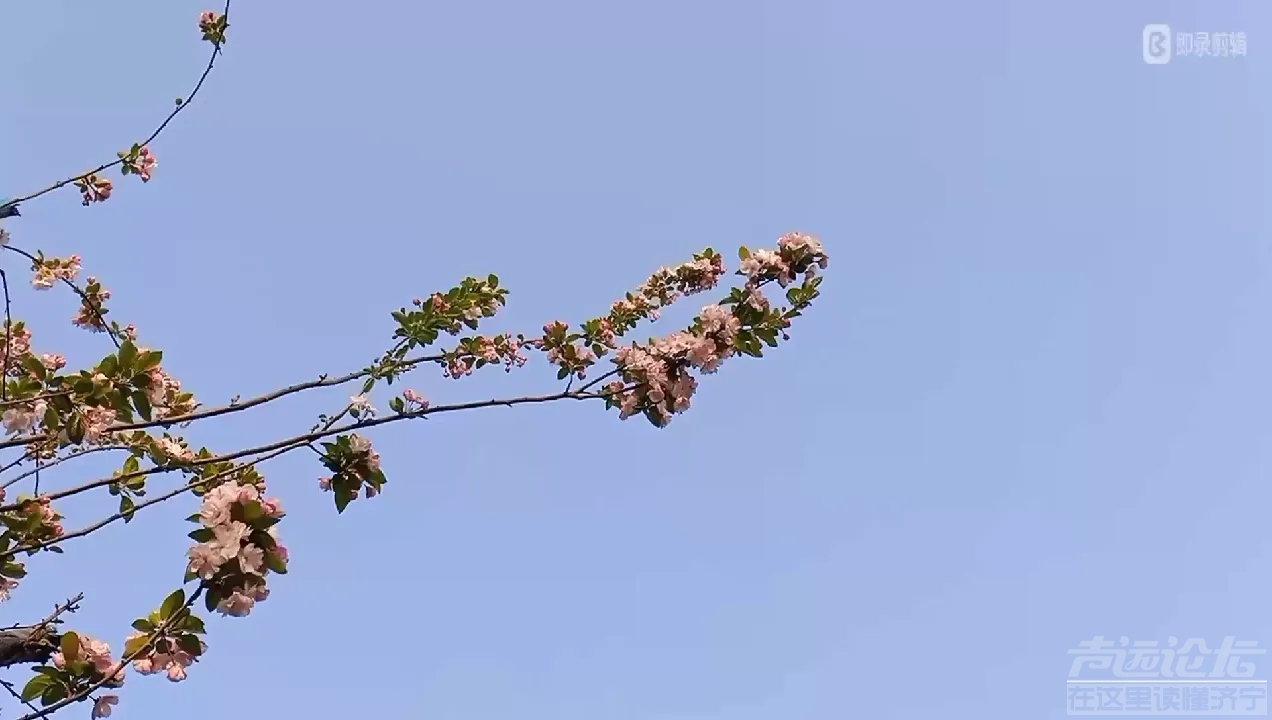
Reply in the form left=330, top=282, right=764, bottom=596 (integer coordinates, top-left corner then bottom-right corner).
left=2, top=0, right=1270, bottom=718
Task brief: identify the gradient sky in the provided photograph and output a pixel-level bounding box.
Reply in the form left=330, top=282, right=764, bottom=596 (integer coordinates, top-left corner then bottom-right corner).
left=2, top=1, right=1270, bottom=718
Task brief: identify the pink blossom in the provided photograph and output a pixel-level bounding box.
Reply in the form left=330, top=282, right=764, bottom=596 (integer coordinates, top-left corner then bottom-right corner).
left=92, top=695, right=118, bottom=719
left=133, top=146, right=157, bottom=182
left=74, top=174, right=113, bottom=206
left=349, top=394, right=376, bottom=418
left=31, top=255, right=81, bottom=289
left=157, top=436, right=196, bottom=461
left=2, top=400, right=45, bottom=434
left=80, top=405, right=117, bottom=443
left=40, top=353, right=66, bottom=370
left=216, top=591, right=255, bottom=617
left=211, top=521, right=249, bottom=556
left=238, top=543, right=265, bottom=574
left=186, top=542, right=223, bottom=579
left=260, top=496, right=284, bottom=517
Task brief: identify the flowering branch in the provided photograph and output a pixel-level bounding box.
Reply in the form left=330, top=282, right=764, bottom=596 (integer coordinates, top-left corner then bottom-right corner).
left=0, top=6, right=830, bottom=719
left=0, top=0, right=231, bottom=216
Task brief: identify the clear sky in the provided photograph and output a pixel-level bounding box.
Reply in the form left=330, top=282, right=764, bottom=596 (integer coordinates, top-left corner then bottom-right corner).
left=2, top=1, right=1270, bottom=718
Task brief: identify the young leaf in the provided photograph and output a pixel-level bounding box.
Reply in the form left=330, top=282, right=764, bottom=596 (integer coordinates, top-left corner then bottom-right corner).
left=122, top=633, right=150, bottom=658
left=58, top=633, right=80, bottom=663
left=119, top=495, right=136, bottom=523
left=160, top=588, right=186, bottom=619
left=20, top=674, right=53, bottom=702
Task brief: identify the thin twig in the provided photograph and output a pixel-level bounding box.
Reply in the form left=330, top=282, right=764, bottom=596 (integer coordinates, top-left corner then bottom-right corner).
left=5, top=388, right=614, bottom=552
left=0, top=0, right=231, bottom=214
left=0, top=352, right=446, bottom=452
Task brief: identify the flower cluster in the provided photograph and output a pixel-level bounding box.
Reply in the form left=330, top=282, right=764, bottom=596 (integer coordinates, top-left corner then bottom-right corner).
left=140, top=355, right=196, bottom=421
left=391, top=275, right=507, bottom=353
left=185, top=480, right=288, bottom=617
left=738, top=232, right=828, bottom=290
left=349, top=393, right=376, bottom=419
left=620, top=251, right=727, bottom=320
left=389, top=388, right=429, bottom=415
left=533, top=321, right=598, bottom=380
left=74, top=174, right=113, bottom=206
left=21, top=632, right=125, bottom=713
left=118, top=145, right=158, bottom=183
left=2, top=321, right=32, bottom=371
left=3, top=398, right=47, bottom=434
left=317, top=434, right=386, bottom=512
left=1, top=494, right=65, bottom=542
left=154, top=435, right=197, bottom=464
left=199, top=11, right=228, bottom=45
left=72, top=277, right=112, bottom=332
left=31, top=254, right=82, bottom=290
left=442, top=333, right=529, bottom=378
left=597, top=234, right=829, bottom=427
left=50, top=634, right=126, bottom=688
left=523, top=250, right=729, bottom=383
left=123, top=589, right=209, bottom=685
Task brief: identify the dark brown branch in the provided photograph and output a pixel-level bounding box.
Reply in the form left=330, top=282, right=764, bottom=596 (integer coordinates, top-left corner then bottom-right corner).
left=0, top=0, right=231, bottom=214
left=0, top=593, right=83, bottom=669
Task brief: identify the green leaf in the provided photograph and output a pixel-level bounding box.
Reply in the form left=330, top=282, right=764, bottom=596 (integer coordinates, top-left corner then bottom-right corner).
left=239, top=501, right=263, bottom=523
left=132, top=391, right=153, bottom=421
left=187, top=528, right=214, bottom=542
left=160, top=588, right=186, bottom=619
left=40, top=682, right=67, bottom=706
left=738, top=246, right=751, bottom=260
left=119, top=495, right=136, bottom=523
left=180, top=614, right=207, bottom=634
left=264, top=551, right=288, bottom=574
left=117, top=341, right=138, bottom=371
left=42, top=403, right=58, bottom=429
left=122, top=455, right=140, bottom=474
left=66, top=415, right=85, bottom=444
left=334, top=487, right=354, bottom=514
left=131, top=618, right=155, bottom=632
left=204, top=588, right=221, bottom=613
left=122, top=633, right=150, bottom=657
left=136, top=350, right=163, bottom=371
left=109, top=390, right=134, bottom=422
left=58, top=633, right=80, bottom=663
left=21, top=355, right=46, bottom=380
left=0, top=562, right=26, bottom=578
left=176, top=634, right=202, bottom=656
left=98, top=354, right=118, bottom=377
left=20, top=674, right=53, bottom=702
